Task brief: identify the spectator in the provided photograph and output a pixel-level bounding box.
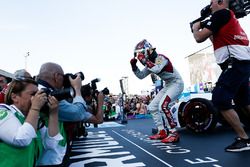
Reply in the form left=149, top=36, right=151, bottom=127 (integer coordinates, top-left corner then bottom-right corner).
left=0, top=73, right=13, bottom=103
left=136, top=99, right=147, bottom=115
left=0, top=75, right=8, bottom=91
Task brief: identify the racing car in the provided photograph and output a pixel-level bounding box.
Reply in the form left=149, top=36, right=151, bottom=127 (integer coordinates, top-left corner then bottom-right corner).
left=169, top=92, right=250, bottom=133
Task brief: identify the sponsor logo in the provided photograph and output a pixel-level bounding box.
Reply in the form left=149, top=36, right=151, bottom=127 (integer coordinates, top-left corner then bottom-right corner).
left=0, top=109, right=8, bottom=120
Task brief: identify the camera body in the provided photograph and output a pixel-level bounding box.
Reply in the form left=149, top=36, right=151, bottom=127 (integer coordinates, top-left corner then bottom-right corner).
left=190, top=0, right=250, bottom=30
left=81, top=78, right=109, bottom=105
left=63, top=72, right=85, bottom=88
left=41, top=87, right=75, bottom=101
left=230, top=0, right=250, bottom=18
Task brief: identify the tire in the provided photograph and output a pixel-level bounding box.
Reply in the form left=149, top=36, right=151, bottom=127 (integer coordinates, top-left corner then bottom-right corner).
left=178, top=102, right=187, bottom=128
left=182, top=98, right=218, bottom=133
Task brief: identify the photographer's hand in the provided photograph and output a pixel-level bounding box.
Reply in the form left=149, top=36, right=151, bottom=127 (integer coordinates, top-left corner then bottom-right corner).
left=192, top=21, right=213, bottom=43
left=47, top=95, right=59, bottom=114
left=69, top=74, right=82, bottom=96
left=192, top=21, right=201, bottom=33
left=26, top=90, right=48, bottom=131
left=30, top=90, right=48, bottom=111
left=47, top=95, right=60, bottom=137
left=96, top=92, right=104, bottom=123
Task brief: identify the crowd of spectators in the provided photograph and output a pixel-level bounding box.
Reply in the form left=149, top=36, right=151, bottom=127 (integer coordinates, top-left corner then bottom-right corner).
left=102, top=94, right=152, bottom=121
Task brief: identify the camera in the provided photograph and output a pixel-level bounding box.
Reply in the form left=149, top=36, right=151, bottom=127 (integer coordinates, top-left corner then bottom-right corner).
left=190, top=0, right=250, bottom=31
left=230, top=0, right=250, bottom=18
left=90, top=78, right=109, bottom=96
left=81, top=78, right=109, bottom=96
left=41, top=87, right=75, bottom=101
left=39, top=87, right=75, bottom=116
left=81, top=78, right=109, bottom=105
left=63, top=71, right=85, bottom=88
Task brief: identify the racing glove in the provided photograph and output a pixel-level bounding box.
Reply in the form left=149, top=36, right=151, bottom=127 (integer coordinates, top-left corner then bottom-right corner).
left=130, top=58, right=138, bottom=71
left=137, top=53, right=154, bottom=68
left=137, top=53, right=147, bottom=65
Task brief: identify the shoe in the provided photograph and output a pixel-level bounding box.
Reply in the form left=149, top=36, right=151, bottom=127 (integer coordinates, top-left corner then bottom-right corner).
left=161, top=132, right=180, bottom=143
left=149, top=129, right=167, bottom=140
left=225, top=137, right=250, bottom=152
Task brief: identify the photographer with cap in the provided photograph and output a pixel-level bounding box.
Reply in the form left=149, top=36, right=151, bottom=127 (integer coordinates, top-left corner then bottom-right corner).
left=192, top=0, right=250, bottom=152
left=0, top=70, right=61, bottom=167
left=130, top=39, right=184, bottom=143
left=36, top=62, right=105, bottom=166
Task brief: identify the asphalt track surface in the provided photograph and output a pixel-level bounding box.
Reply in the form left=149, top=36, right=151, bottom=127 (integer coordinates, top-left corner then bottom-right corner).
left=68, top=118, right=250, bottom=167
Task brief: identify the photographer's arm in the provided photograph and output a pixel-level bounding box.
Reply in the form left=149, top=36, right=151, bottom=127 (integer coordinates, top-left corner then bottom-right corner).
left=40, top=95, right=63, bottom=150
left=192, top=22, right=213, bottom=43
left=87, top=92, right=104, bottom=124
left=69, top=74, right=82, bottom=97
left=26, top=90, right=48, bottom=131
left=47, top=95, right=60, bottom=137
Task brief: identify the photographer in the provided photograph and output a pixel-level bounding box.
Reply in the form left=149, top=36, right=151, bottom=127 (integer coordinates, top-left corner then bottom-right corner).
left=191, top=0, right=250, bottom=152
left=80, top=83, right=105, bottom=124
left=0, top=71, right=61, bottom=167
left=36, top=62, right=105, bottom=166
left=64, top=81, right=107, bottom=144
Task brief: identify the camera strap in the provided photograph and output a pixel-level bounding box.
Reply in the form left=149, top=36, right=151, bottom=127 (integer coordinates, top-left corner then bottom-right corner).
left=37, top=79, right=55, bottom=90
left=226, top=45, right=233, bottom=69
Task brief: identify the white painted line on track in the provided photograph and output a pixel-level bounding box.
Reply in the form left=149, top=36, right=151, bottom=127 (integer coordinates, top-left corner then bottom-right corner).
left=112, top=130, right=174, bottom=167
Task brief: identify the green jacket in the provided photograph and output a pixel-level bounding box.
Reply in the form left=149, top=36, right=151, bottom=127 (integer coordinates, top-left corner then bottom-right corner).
left=0, top=110, right=42, bottom=167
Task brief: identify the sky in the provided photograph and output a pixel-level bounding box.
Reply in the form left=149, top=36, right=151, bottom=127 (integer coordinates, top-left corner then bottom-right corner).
left=1, top=0, right=250, bottom=95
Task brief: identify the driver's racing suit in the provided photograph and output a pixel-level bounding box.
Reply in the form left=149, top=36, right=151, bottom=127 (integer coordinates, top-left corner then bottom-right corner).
left=133, top=52, right=184, bottom=132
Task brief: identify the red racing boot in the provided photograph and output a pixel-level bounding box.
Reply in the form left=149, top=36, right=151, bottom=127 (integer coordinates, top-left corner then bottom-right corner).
left=161, top=131, right=180, bottom=143
left=149, top=129, right=167, bottom=140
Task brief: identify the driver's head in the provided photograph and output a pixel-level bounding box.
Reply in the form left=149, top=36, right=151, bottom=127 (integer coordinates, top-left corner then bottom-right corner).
left=134, top=39, right=155, bottom=59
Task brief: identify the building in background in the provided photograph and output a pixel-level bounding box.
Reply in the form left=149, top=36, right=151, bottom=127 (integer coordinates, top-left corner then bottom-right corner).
left=187, top=52, right=221, bottom=93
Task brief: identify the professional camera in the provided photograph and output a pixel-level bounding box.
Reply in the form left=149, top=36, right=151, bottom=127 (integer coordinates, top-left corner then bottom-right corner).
left=190, top=0, right=250, bottom=31
left=38, top=87, right=75, bottom=116
left=81, top=78, right=109, bottom=105
left=90, top=78, right=109, bottom=95
left=230, top=0, right=250, bottom=18
left=41, top=87, right=75, bottom=101
left=63, top=71, right=85, bottom=88
left=81, top=78, right=109, bottom=97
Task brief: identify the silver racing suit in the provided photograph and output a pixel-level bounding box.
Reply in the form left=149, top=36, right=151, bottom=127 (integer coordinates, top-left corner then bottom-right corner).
left=133, top=53, right=184, bottom=131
